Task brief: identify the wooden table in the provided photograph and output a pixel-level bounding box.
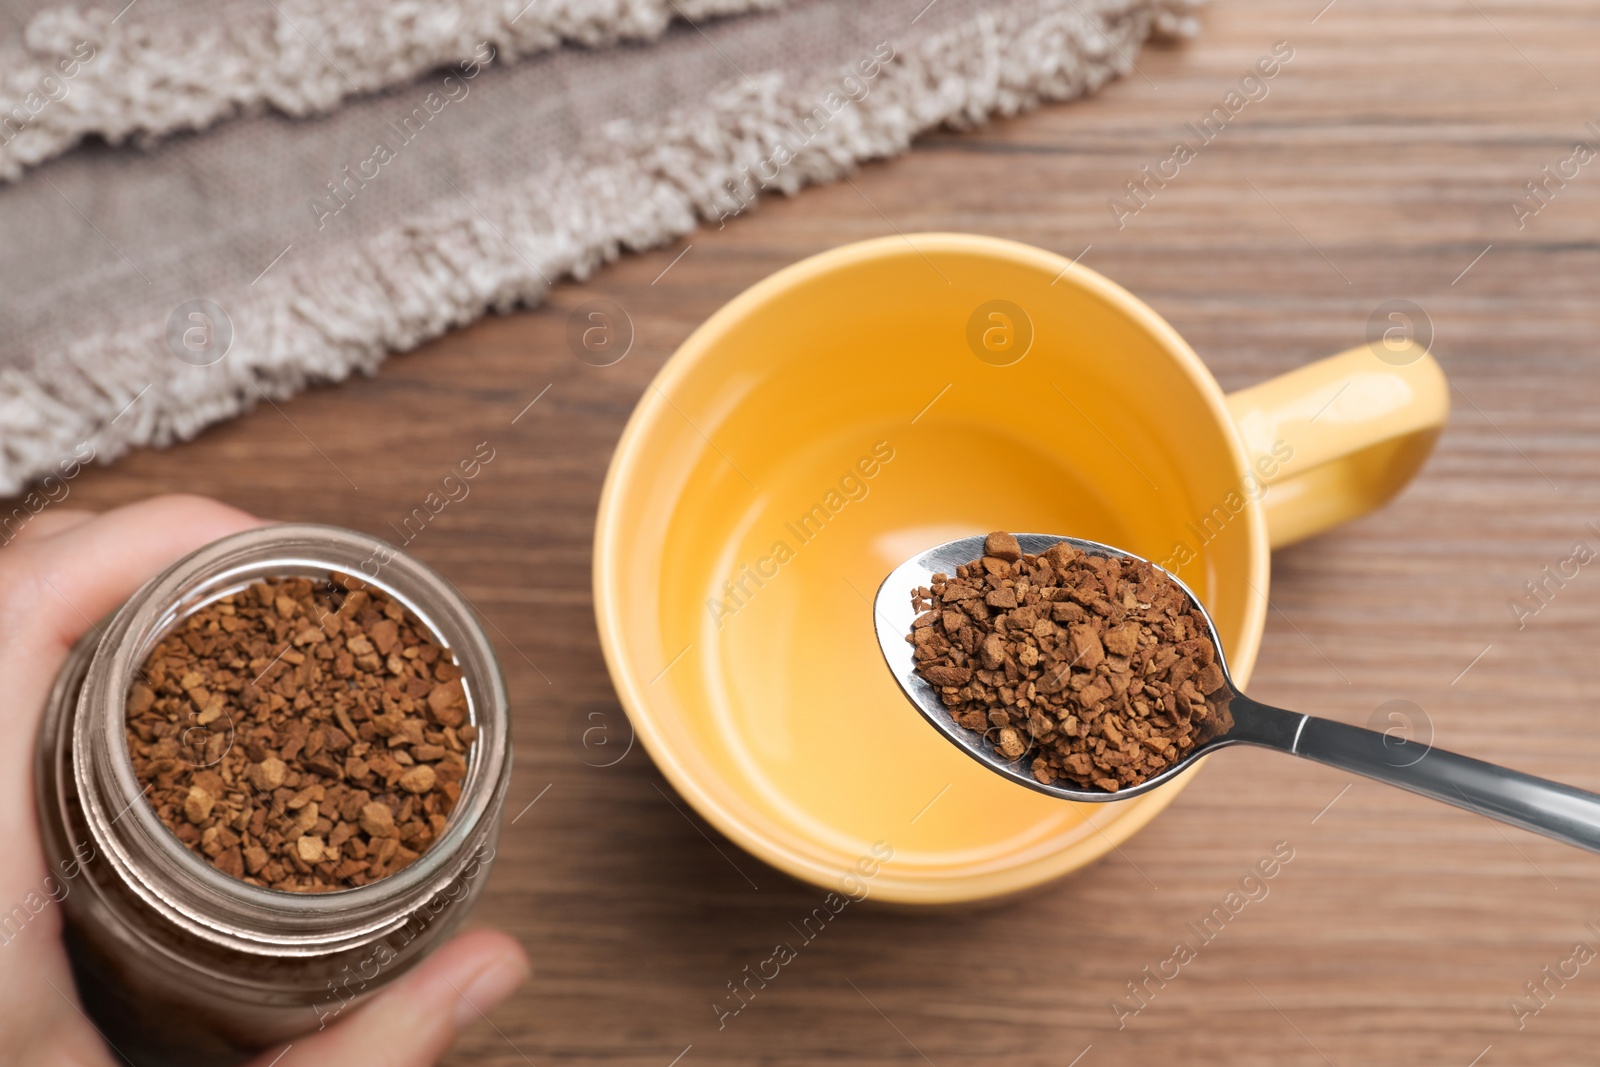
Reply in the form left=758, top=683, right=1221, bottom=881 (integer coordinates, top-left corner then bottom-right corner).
left=19, top=0, right=1600, bottom=1062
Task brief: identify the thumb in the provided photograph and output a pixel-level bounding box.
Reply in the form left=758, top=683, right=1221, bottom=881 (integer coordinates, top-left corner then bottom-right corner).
left=248, top=929, right=529, bottom=1067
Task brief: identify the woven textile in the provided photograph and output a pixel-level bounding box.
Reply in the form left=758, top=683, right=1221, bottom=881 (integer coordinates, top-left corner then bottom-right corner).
left=0, top=0, right=1196, bottom=493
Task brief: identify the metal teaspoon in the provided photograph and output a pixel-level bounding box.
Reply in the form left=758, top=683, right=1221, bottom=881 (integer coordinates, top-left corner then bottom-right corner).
left=875, top=533, right=1600, bottom=853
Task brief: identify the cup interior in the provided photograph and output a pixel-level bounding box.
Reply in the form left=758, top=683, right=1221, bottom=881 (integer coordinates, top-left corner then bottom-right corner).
left=596, top=234, right=1266, bottom=902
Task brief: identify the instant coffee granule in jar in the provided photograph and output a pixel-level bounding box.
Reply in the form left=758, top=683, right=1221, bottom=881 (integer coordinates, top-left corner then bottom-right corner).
left=126, top=574, right=477, bottom=892
left=908, top=531, right=1233, bottom=792
left=34, top=524, right=511, bottom=1067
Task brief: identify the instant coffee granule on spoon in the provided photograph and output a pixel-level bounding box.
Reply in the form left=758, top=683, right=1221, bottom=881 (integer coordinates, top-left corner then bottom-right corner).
left=908, top=531, right=1232, bottom=792
left=125, top=574, right=476, bottom=892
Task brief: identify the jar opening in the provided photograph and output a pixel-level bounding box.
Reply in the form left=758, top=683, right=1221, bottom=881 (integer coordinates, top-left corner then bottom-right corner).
left=73, top=525, right=511, bottom=949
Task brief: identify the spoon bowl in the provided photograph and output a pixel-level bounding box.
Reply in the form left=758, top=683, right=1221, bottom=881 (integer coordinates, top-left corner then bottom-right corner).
left=876, top=533, right=1600, bottom=854
left=873, top=533, right=1290, bottom=803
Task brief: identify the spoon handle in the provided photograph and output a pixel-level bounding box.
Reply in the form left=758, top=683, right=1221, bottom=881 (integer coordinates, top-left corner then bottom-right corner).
left=1237, top=698, right=1600, bottom=854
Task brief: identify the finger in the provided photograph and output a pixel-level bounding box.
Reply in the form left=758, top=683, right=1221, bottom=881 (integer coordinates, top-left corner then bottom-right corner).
left=0, top=494, right=269, bottom=900
left=24, top=494, right=265, bottom=649
left=0, top=507, right=94, bottom=545
left=249, top=929, right=529, bottom=1067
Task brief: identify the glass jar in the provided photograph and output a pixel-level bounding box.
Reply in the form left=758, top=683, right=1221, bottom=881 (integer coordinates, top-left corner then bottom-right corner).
left=35, top=524, right=512, bottom=1066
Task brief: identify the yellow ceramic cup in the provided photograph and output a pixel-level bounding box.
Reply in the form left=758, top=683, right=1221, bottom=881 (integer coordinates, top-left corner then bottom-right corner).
left=594, top=233, right=1447, bottom=903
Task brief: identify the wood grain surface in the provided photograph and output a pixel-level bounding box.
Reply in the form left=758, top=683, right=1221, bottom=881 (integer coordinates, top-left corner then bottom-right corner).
left=11, top=1, right=1600, bottom=1063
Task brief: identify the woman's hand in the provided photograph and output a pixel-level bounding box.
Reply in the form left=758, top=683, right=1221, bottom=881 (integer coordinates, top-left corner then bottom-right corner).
left=0, top=495, right=528, bottom=1067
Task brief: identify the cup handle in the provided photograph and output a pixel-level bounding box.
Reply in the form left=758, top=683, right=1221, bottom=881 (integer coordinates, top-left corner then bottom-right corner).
left=1224, top=340, right=1450, bottom=549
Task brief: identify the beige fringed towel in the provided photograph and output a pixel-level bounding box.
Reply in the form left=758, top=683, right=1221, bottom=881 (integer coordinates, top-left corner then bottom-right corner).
left=0, top=0, right=1198, bottom=494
